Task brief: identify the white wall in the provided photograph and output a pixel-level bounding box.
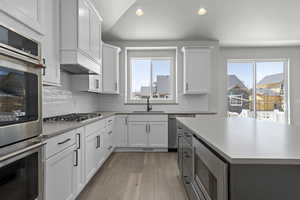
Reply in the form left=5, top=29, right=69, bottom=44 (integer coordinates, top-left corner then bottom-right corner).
left=43, top=71, right=100, bottom=118
left=98, top=41, right=220, bottom=113
left=218, top=46, right=300, bottom=125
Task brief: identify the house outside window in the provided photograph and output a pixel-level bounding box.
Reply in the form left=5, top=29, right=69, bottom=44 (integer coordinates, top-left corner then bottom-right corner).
left=126, top=47, right=177, bottom=104
left=227, top=60, right=289, bottom=123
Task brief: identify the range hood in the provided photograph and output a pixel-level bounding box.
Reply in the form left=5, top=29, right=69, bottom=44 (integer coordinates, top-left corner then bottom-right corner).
left=61, top=64, right=99, bottom=74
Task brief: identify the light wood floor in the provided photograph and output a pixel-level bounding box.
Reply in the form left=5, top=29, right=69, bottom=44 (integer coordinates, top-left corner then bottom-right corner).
left=77, top=152, right=188, bottom=200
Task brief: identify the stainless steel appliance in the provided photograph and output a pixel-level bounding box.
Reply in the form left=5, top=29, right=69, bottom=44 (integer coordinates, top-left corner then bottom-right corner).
left=0, top=25, right=43, bottom=200
left=0, top=138, right=44, bottom=200
left=43, top=113, right=103, bottom=123
left=169, top=114, right=195, bottom=151
left=0, top=25, right=42, bottom=148
left=192, top=137, right=228, bottom=200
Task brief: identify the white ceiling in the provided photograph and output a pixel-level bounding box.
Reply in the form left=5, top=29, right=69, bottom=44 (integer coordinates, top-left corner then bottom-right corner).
left=93, top=0, right=300, bottom=46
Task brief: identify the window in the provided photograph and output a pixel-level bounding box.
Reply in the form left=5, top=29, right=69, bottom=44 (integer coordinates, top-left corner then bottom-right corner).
left=126, top=47, right=177, bottom=104
left=227, top=60, right=289, bottom=123
left=229, top=95, right=243, bottom=107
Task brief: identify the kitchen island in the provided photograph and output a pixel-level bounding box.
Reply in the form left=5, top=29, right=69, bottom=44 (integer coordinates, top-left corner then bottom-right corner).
left=176, top=117, right=300, bottom=200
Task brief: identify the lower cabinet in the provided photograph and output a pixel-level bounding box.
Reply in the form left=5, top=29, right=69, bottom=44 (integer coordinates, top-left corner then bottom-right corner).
left=45, top=145, right=77, bottom=200
left=113, top=115, right=128, bottom=147
left=85, top=131, right=99, bottom=182
left=128, top=121, right=168, bottom=148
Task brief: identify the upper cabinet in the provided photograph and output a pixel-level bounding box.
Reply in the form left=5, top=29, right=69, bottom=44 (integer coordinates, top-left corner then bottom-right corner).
left=60, top=0, right=103, bottom=74
left=182, top=46, right=213, bottom=94
left=0, top=0, right=45, bottom=35
left=42, top=0, right=60, bottom=86
left=102, top=43, right=121, bottom=94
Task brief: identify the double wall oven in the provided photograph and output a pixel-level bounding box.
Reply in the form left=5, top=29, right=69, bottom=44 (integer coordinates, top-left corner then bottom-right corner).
left=177, top=122, right=228, bottom=200
left=0, top=24, right=44, bottom=200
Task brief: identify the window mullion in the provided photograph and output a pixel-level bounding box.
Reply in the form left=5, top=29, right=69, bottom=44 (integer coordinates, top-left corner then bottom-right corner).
left=253, top=61, right=257, bottom=119
left=150, top=59, right=153, bottom=99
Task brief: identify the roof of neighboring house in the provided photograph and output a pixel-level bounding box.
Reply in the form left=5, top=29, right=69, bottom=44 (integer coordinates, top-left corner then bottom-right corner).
left=256, top=88, right=281, bottom=96
left=257, top=73, right=283, bottom=85
left=228, top=75, right=246, bottom=89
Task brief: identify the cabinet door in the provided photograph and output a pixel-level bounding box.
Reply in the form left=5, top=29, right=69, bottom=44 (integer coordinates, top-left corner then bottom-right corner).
left=85, top=132, right=97, bottom=182
left=42, top=0, right=60, bottom=86
left=102, top=44, right=120, bottom=94
left=96, top=132, right=105, bottom=168
left=74, top=128, right=85, bottom=196
left=78, top=0, right=90, bottom=55
left=113, top=116, right=128, bottom=147
left=0, top=0, right=44, bottom=34
left=90, top=9, right=101, bottom=61
left=183, top=47, right=211, bottom=94
left=148, top=122, right=168, bottom=148
left=45, top=146, right=76, bottom=200
left=128, top=122, right=148, bottom=148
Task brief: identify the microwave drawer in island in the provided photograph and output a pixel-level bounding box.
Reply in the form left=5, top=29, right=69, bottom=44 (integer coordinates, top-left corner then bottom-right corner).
left=177, top=117, right=300, bottom=200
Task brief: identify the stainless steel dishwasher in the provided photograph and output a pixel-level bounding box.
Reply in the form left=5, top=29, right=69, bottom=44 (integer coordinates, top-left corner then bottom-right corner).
left=168, top=114, right=195, bottom=152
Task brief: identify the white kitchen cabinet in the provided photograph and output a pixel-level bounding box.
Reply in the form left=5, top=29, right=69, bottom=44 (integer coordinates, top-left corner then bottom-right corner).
left=148, top=122, right=168, bottom=148
left=45, top=145, right=77, bottom=200
left=42, top=0, right=60, bottom=86
left=60, top=0, right=102, bottom=74
left=182, top=46, right=212, bottom=94
left=84, top=132, right=98, bottom=182
left=128, top=115, right=168, bottom=149
left=113, top=115, right=129, bottom=147
left=102, top=43, right=121, bottom=94
left=71, top=74, right=102, bottom=93
left=128, top=122, right=148, bottom=148
left=0, top=0, right=45, bottom=34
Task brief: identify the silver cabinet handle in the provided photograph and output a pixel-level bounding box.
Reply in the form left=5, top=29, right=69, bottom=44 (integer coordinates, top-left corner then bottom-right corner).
left=73, top=150, right=78, bottom=167
left=148, top=124, right=150, bottom=133
left=108, top=131, right=113, bottom=135
left=108, top=146, right=113, bottom=150
left=146, top=124, right=148, bottom=133
left=186, top=83, right=189, bottom=91
left=76, top=133, right=81, bottom=150
left=57, top=138, right=71, bottom=145
left=115, top=82, right=118, bottom=91
left=96, top=135, right=101, bottom=149
left=108, top=119, right=113, bottom=123
left=125, top=117, right=128, bottom=125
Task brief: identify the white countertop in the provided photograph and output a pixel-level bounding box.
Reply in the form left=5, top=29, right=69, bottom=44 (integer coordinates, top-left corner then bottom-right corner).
left=177, top=117, right=300, bottom=165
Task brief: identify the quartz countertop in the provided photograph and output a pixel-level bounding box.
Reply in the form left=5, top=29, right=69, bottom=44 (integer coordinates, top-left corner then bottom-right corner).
left=42, top=111, right=216, bottom=139
left=177, top=117, right=300, bottom=165
left=42, top=112, right=116, bottom=138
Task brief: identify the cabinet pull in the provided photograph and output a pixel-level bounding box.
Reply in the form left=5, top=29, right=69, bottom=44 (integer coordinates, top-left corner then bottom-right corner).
left=146, top=124, right=148, bottom=133
left=76, top=133, right=81, bottom=150
left=74, top=150, right=78, bottom=167
left=148, top=124, right=150, bottom=133
left=108, top=119, right=113, bottom=123
left=108, top=131, right=113, bottom=135
left=125, top=117, right=128, bottom=125
left=185, top=83, right=188, bottom=91
left=42, top=58, right=46, bottom=76
left=57, top=138, right=71, bottom=145
left=108, top=146, right=113, bottom=150
left=96, top=135, right=100, bottom=149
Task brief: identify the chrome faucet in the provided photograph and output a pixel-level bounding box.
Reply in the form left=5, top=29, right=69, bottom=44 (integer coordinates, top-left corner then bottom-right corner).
left=146, top=97, right=152, bottom=112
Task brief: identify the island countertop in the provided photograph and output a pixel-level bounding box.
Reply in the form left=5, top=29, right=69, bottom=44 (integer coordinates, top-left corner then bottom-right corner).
left=177, top=117, right=300, bottom=165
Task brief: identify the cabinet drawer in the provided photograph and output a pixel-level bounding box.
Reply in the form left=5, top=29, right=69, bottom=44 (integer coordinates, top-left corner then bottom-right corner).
left=85, top=120, right=105, bottom=137
left=128, top=115, right=168, bottom=122
left=45, top=130, right=77, bottom=159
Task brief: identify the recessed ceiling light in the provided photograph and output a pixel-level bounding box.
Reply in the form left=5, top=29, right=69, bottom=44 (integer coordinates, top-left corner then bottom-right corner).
left=136, top=8, right=144, bottom=16
left=198, top=8, right=207, bottom=16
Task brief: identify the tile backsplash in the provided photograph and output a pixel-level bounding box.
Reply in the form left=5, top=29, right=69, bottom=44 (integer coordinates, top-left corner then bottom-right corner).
left=42, top=71, right=100, bottom=118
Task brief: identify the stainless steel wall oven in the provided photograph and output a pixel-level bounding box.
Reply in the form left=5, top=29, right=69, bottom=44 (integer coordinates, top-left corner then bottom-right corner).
left=0, top=25, right=42, bottom=148
left=0, top=24, right=43, bottom=200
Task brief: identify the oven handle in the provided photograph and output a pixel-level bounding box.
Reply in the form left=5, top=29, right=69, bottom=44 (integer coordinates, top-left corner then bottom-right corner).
left=0, top=142, right=44, bottom=163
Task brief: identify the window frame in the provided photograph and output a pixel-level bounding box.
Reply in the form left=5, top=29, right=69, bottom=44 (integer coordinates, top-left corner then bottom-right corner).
left=125, top=47, right=178, bottom=104
left=227, top=59, right=290, bottom=123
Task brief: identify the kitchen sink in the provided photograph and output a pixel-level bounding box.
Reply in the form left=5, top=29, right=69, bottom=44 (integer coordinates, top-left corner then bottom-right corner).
left=132, top=111, right=165, bottom=114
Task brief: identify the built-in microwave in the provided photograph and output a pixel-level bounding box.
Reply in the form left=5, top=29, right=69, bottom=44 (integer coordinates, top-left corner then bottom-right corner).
left=192, top=137, right=228, bottom=200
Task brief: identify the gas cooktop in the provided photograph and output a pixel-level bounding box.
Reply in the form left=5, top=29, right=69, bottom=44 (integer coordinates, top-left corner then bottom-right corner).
left=43, top=113, right=102, bottom=123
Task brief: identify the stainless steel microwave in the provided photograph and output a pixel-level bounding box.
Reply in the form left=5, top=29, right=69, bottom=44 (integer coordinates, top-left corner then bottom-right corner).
left=0, top=25, right=42, bottom=148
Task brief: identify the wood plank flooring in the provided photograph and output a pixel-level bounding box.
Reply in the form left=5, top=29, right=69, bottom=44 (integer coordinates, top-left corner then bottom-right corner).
left=77, top=152, right=188, bottom=200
